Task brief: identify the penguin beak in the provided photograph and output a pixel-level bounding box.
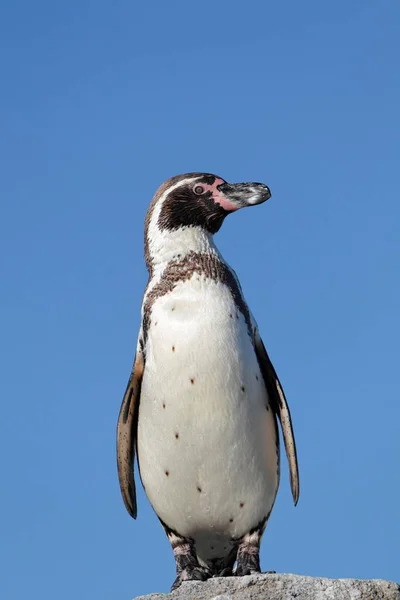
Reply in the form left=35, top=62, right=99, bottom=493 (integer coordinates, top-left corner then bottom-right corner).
left=216, top=181, right=271, bottom=211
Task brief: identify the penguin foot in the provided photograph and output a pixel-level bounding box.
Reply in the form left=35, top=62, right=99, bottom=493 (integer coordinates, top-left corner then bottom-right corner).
left=161, top=521, right=212, bottom=590
left=171, top=566, right=212, bottom=590
left=234, top=520, right=268, bottom=577
left=235, top=542, right=261, bottom=576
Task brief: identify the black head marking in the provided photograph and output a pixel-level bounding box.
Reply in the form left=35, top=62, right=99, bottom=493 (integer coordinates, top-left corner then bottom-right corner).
left=158, top=174, right=228, bottom=234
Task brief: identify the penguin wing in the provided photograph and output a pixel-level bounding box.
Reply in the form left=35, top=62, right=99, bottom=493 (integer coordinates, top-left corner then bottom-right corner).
left=116, top=345, right=144, bottom=519
left=254, top=329, right=300, bottom=506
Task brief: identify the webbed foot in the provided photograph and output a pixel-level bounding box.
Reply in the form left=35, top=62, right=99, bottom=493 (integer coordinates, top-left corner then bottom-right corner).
left=171, top=565, right=212, bottom=590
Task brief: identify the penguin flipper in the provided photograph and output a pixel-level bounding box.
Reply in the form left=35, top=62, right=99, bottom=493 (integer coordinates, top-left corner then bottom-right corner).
left=116, top=348, right=144, bottom=519
left=254, top=330, right=300, bottom=506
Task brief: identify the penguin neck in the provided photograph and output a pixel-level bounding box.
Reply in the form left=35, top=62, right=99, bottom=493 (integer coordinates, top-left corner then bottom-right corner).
left=146, top=226, right=222, bottom=275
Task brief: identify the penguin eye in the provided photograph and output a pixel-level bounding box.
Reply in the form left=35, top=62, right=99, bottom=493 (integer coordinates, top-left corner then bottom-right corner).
left=193, top=185, right=205, bottom=195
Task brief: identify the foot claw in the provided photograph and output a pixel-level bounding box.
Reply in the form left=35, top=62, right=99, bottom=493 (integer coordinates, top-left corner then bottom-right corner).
left=171, top=566, right=212, bottom=590
left=218, top=567, right=233, bottom=577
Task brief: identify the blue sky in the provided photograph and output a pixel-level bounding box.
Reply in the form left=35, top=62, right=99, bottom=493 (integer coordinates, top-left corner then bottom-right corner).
left=1, top=1, right=399, bottom=598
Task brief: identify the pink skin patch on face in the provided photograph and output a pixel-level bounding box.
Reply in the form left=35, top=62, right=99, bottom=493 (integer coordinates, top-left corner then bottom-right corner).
left=197, top=178, right=239, bottom=212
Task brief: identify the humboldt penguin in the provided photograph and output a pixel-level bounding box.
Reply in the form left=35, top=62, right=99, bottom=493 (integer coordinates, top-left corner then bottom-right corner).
left=117, top=172, right=299, bottom=590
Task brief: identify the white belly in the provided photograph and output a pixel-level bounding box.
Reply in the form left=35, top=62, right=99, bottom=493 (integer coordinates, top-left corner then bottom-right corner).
left=137, top=275, right=279, bottom=561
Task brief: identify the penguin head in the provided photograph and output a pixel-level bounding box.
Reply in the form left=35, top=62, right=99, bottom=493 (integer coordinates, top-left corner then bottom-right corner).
left=151, top=172, right=271, bottom=235
left=144, top=173, right=271, bottom=272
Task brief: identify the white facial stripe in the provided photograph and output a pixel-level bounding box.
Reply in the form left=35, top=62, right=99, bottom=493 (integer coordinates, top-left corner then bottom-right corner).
left=147, top=176, right=202, bottom=251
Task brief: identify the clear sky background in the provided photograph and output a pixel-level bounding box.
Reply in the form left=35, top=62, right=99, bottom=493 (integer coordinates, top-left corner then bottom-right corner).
left=1, top=1, right=399, bottom=599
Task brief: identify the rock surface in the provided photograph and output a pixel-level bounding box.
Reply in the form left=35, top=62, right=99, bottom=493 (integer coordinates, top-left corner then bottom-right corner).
left=134, top=573, right=400, bottom=600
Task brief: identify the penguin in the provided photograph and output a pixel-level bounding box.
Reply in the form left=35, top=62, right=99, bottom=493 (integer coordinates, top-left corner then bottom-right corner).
left=117, top=172, right=299, bottom=590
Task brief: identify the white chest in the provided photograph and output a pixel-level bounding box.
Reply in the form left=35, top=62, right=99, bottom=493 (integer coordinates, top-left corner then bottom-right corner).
left=137, top=275, right=279, bottom=558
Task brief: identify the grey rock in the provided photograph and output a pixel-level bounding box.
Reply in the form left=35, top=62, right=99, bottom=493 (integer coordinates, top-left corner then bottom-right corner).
left=134, top=573, right=400, bottom=600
